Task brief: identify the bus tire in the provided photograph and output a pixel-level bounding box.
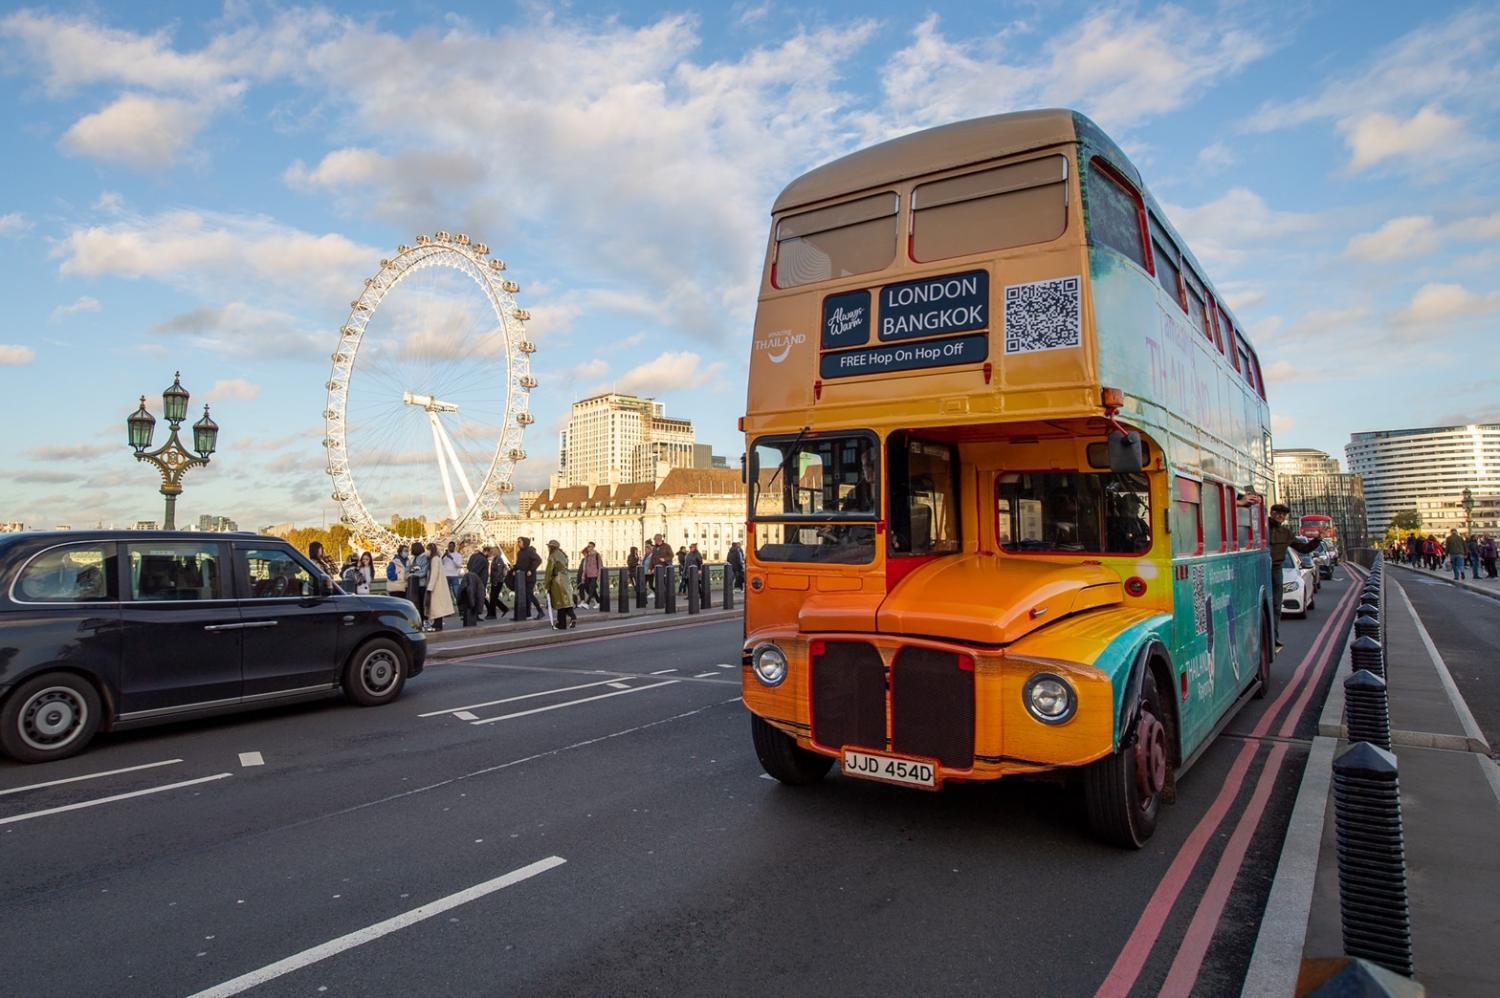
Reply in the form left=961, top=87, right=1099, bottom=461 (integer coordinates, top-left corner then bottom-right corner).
left=1085, top=671, right=1166, bottom=849
left=1254, top=619, right=1272, bottom=699
left=751, top=714, right=833, bottom=786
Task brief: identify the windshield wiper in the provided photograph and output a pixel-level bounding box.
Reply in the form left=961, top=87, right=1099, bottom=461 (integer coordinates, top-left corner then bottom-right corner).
left=761, top=425, right=810, bottom=501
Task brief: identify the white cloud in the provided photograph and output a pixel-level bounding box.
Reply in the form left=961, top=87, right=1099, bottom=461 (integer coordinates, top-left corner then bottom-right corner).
left=1160, top=188, right=1318, bottom=268
left=150, top=301, right=325, bottom=359
left=283, top=148, right=387, bottom=190
left=1197, top=141, right=1235, bottom=169
left=49, top=295, right=101, bottom=321
left=565, top=358, right=609, bottom=382
left=56, top=210, right=378, bottom=307
left=0, top=345, right=37, bottom=365
left=60, top=93, right=209, bottom=171
left=1393, top=283, right=1500, bottom=326
left=25, top=442, right=114, bottom=460
left=1222, top=289, right=1264, bottom=312
left=614, top=351, right=725, bottom=395
left=1341, top=105, right=1468, bottom=174
left=207, top=378, right=262, bottom=401
left=0, top=212, right=30, bottom=235
left=1344, top=215, right=1440, bottom=262
left=1270, top=413, right=1295, bottom=435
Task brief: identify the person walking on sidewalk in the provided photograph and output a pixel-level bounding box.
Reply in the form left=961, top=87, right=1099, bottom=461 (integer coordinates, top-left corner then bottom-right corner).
left=486, top=544, right=511, bottom=619
left=1481, top=535, right=1498, bottom=579
left=727, top=541, right=745, bottom=590
left=1444, top=528, right=1467, bottom=579
left=424, top=542, right=454, bottom=630
left=1269, top=503, right=1319, bottom=651
left=578, top=541, right=603, bottom=608
left=544, top=540, right=577, bottom=629
left=1466, top=535, right=1482, bottom=580
left=514, top=536, right=544, bottom=620
left=442, top=541, right=463, bottom=603
left=408, top=543, right=429, bottom=619
left=386, top=544, right=409, bottom=601
left=627, top=546, right=642, bottom=597
left=651, top=534, right=675, bottom=593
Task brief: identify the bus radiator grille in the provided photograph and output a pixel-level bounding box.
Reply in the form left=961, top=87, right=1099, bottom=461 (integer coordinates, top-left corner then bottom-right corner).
left=811, top=642, right=886, bottom=754
left=891, top=648, right=976, bottom=769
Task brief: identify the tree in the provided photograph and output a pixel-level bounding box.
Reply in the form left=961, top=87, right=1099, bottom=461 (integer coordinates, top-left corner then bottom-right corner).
left=1390, top=509, right=1422, bottom=532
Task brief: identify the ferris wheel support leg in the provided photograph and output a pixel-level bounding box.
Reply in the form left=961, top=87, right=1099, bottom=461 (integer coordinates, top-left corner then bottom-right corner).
left=434, top=418, right=479, bottom=508
left=429, top=411, right=459, bottom=520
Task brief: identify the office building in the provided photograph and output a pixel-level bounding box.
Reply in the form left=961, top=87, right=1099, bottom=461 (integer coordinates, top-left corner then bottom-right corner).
left=555, top=393, right=697, bottom=488
left=1274, top=448, right=1340, bottom=478
left=1346, top=424, right=1500, bottom=536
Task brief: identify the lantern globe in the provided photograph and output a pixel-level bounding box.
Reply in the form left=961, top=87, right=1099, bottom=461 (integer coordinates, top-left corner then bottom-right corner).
left=163, top=371, right=190, bottom=424
left=127, top=396, right=156, bottom=452
left=192, top=405, right=219, bottom=457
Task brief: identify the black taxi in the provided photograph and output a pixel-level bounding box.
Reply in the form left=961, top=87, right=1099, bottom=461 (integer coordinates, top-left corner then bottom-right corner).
left=0, top=530, right=426, bottom=763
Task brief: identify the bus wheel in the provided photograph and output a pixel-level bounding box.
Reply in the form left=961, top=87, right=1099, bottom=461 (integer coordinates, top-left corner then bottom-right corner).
left=1253, top=621, right=1272, bottom=700
left=751, top=714, right=833, bottom=786
left=1085, top=672, right=1166, bottom=848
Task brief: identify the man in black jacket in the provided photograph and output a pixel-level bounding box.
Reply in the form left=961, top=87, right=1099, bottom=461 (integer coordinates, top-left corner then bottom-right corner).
left=514, top=536, right=544, bottom=620
left=1269, top=503, right=1320, bottom=652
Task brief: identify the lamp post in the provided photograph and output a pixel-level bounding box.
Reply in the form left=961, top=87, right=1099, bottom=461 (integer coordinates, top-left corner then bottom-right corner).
left=1462, top=487, right=1474, bottom=537
left=126, top=372, right=220, bottom=530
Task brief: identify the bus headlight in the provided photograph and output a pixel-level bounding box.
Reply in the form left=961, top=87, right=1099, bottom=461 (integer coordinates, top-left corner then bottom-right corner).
left=751, top=643, right=789, bottom=687
left=1024, top=673, right=1076, bottom=724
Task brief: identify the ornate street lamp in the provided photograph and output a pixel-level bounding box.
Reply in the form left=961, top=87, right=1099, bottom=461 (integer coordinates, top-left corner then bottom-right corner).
left=125, top=373, right=220, bottom=530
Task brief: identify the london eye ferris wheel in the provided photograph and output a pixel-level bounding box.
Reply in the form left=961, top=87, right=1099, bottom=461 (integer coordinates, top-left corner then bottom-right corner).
left=323, top=232, right=536, bottom=552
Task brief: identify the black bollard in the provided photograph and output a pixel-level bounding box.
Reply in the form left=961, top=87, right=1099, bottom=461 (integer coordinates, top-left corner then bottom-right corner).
left=598, top=565, right=611, bottom=613
left=665, top=567, right=677, bottom=613
left=1332, top=742, right=1415, bottom=978
left=615, top=568, right=630, bottom=614
left=636, top=565, right=648, bottom=608
left=700, top=564, right=712, bottom=609
left=722, top=561, right=734, bottom=610
left=686, top=565, right=700, bottom=614
left=654, top=565, right=666, bottom=609
left=1350, top=635, right=1384, bottom=676
left=1354, top=611, right=1380, bottom=640
left=1344, top=670, right=1391, bottom=750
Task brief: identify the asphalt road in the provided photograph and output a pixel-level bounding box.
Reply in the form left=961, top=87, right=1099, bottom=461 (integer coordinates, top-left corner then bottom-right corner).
left=1396, top=573, right=1500, bottom=756
left=0, top=569, right=1364, bottom=998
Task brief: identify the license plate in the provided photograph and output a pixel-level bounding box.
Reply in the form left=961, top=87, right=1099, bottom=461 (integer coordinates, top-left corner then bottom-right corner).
left=841, top=748, right=938, bottom=789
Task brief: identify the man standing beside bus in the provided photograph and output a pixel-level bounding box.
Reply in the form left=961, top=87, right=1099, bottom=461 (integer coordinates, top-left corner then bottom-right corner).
left=1269, top=503, right=1319, bottom=651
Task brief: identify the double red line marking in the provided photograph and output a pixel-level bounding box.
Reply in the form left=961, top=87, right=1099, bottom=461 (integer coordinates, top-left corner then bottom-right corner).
left=1096, top=565, right=1366, bottom=997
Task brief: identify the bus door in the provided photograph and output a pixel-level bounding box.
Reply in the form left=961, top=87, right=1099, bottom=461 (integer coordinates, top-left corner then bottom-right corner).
left=884, top=432, right=962, bottom=588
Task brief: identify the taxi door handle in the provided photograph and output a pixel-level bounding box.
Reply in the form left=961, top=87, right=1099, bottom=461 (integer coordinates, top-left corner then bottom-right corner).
left=240, top=621, right=279, bottom=630
left=342, top=614, right=356, bottom=626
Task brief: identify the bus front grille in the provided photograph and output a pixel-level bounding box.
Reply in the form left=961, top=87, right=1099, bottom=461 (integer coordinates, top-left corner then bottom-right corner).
left=891, top=648, right=975, bottom=768
left=811, top=642, right=886, bottom=752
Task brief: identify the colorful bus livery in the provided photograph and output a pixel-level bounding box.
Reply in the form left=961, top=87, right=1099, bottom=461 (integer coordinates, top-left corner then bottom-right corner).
left=741, top=110, right=1276, bottom=848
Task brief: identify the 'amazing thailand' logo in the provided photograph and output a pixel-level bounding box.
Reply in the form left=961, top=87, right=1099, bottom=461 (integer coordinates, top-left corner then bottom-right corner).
left=754, top=329, right=805, bottom=364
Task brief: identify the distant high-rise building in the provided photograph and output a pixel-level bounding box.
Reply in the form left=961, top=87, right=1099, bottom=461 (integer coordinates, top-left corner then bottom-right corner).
left=0, top=521, right=27, bottom=533
left=133, top=521, right=158, bottom=531
left=197, top=514, right=240, bottom=532
left=1346, top=424, right=1500, bottom=536
left=557, top=393, right=697, bottom=487
left=1274, top=448, right=1340, bottom=478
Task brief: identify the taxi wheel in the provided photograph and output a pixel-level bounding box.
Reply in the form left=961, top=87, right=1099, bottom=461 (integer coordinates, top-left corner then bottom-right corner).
left=1085, top=671, right=1165, bottom=849
left=0, top=672, right=102, bottom=764
left=342, top=638, right=408, bottom=707
left=751, top=714, right=833, bottom=786
left=1254, top=620, right=1272, bottom=699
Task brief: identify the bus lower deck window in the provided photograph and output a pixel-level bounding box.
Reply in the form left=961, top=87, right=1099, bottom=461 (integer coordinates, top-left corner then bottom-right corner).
left=995, top=471, right=1151, bottom=555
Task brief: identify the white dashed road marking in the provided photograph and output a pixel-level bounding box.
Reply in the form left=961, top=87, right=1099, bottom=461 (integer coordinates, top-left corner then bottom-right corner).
left=0, top=758, right=183, bottom=797
left=694, top=672, right=719, bottom=678
left=470, top=680, right=680, bottom=726
left=453, top=711, right=479, bottom=721
left=0, top=773, right=233, bottom=827
left=649, top=669, right=678, bottom=675
left=237, top=752, right=264, bottom=768
left=607, top=682, right=632, bottom=690
left=418, top=677, right=638, bottom=718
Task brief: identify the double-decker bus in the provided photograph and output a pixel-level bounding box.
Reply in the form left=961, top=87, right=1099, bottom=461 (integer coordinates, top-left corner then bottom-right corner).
left=1300, top=514, right=1335, bottom=542
left=740, top=109, right=1275, bottom=847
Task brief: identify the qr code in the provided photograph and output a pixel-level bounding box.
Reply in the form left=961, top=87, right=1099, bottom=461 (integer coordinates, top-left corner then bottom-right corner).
left=1191, top=565, right=1208, bottom=635
left=1004, top=276, right=1082, bottom=354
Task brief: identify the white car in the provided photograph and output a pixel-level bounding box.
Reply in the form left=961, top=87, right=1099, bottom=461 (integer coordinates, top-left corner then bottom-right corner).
left=1282, top=549, right=1317, bottom=617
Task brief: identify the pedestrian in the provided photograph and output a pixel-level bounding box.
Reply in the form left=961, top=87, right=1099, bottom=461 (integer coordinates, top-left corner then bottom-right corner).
left=442, top=541, right=463, bottom=604
left=458, top=561, right=485, bottom=627
left=1481, top=535, right=1498, bottom=579
left=354, top=551, right=374, bottom=594
left=307, top=540, right=337, bottom=578
left=1268, top=504, right=1319, bottom=652
left=514, top=536, right=544, bottom=620
left=651, top=534, right=675, bottom=593
left=727, top=540, right=745, bottom=590
left=409, top=542, right=430, bottom=620
left=386, top=544, right=409, bottom=601
left=627, top=546, right=642, bottom=596
left=578, top=541, right=603, bottom=608
left=340, top=554, right=361, bottom=593
left=1444, top=528, right=1467, bottom=579
left=425, top=542, right=454, bottom=629
left=468, top=545, right=491, bottom=590
left=676, top=545, right=688, bottom=594
left=487, top=544, right=511, bottom=618
left=1466, top=535, right=1481, bottom=580
left=544, top=539, right=577, bottom=629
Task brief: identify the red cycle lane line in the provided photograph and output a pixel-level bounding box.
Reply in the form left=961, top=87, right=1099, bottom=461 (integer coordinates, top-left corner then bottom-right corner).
left=1094, top=573, right=1363, bottom=998
left=1152, top=565, right=1365, bottom=994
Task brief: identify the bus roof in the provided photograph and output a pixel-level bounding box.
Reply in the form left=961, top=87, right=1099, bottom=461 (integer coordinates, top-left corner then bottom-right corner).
left=773, top=108, right=1079, bottom=213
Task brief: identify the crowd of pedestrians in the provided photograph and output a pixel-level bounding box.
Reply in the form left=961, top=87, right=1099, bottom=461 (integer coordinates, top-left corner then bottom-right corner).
left=1386, top=530, right=1499, bottom=580
left=307, top=536, right=750, bottom=634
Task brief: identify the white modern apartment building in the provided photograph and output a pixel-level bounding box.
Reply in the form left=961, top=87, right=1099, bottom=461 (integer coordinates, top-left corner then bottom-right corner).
left=555, top=393, right=697, bottom=488
left=1345, top=424, right=1500, bottom=535
left=1273, top=448, right=1340, bottom=478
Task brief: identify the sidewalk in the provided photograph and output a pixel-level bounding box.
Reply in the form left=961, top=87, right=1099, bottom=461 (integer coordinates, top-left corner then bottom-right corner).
left=422, top=600, right=743, bottom=660
left=1388, top=559, right=1500, bottom=602
left=1244, top=571, right=1500, bottom=996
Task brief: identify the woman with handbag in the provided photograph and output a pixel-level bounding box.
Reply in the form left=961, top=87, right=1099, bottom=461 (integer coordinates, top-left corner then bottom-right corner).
left=544, top=539, right=576, bottom=630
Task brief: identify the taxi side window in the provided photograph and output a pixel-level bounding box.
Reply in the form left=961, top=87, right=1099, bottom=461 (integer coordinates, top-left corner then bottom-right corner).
left=128, top=542, right=224, bottom=601
left=16, top=544, right=118, bottom=602
left=243, top=548, right=315, bottom=599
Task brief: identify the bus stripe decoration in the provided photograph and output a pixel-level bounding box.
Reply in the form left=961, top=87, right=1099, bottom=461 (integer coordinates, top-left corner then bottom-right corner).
left=1003, top=276, right=1082, bottom=354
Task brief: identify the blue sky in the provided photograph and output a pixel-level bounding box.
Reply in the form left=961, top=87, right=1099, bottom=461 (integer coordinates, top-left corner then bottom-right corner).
left=3, top=1, right=1497, bottom=530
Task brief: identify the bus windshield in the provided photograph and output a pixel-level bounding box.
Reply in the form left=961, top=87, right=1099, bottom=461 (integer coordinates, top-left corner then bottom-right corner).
left=751, top=433, right=878, bottom=519
left=996, top=471, right=1152, bottom=554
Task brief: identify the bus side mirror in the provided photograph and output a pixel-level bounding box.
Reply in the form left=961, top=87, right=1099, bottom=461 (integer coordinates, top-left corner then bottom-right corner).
left=1108, top=429, right=1145, bottom=474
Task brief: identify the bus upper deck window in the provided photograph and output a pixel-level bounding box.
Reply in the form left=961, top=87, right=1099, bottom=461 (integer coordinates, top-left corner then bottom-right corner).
left=773, top=193, right=899, bottom=289
left=1085, top=161, right=1148, bottom=271
left=911, top=155, right=1068, bottom=263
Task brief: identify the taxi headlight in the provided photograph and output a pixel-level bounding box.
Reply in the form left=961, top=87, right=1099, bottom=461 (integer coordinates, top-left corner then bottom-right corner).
left=751, top=643, right=789, bottom=687
left=1024, top=673, right=1076, bottom=725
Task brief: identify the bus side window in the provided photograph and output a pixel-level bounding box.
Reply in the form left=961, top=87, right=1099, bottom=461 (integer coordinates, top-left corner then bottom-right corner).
left=1172, top=478, right=1202, bottom=557
left=1235, top=494, right=1255, bottom=550
left=1148, top=213, right=1185, bottom=311
left=911, top=156, right=1067, bottom=263
left=773, top=192, right=899, bottom=289
left=888, top=435, right=961, bottom=556
left=1185, top=269, right=1211, bottom=342
left=1085, top=159, right=1149, bottom=271
left=1202, top=482, right=1226, bottom=553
